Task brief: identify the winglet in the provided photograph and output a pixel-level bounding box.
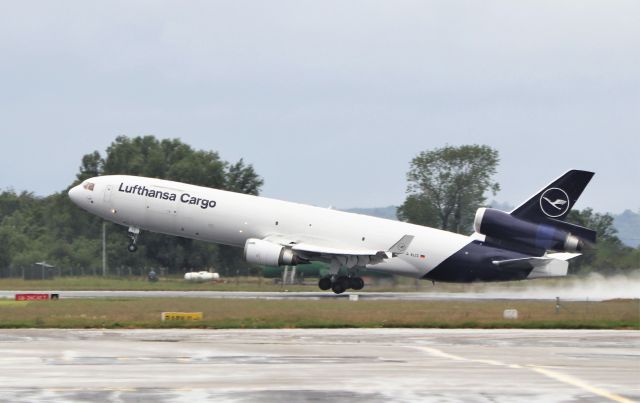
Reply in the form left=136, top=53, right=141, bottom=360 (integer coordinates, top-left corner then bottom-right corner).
left=388, top=235, right=414, bottom=255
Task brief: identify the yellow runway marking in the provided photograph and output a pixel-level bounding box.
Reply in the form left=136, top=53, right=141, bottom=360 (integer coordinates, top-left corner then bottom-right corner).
left=530, top=366, right=635, bottom=403
left=414, top=346, right=635, bottom=403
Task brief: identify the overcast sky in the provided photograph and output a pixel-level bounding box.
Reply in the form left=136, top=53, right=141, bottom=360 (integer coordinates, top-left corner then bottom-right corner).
left=0, top=1, right=638, bottom=214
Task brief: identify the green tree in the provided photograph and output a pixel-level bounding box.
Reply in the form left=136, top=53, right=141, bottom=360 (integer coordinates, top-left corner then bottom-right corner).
left=398, top=145, right=500, bottom=233
left=225, top=158, right=263, bottom=195
left=76, top=151, right=103, bottom=182
left=567, top=208, right=620, bottom=244
left=566, top=208, right=637, bottom=274
left=0, top=226, right=12, bottom=276
left=395, top=194, right=440, bottom=227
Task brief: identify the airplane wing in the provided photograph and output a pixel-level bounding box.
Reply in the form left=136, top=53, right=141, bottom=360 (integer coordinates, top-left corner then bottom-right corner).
left=292, top=243, right=386, bottom=256
left=492, top=254, right=576, bottom=279
left=263, top=234, right=414, bottom=268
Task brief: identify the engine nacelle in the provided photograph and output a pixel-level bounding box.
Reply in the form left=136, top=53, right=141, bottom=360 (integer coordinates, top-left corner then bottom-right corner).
left=474, top=208, right=583, bottom=252
left=243, top=238, right=304, bottom=266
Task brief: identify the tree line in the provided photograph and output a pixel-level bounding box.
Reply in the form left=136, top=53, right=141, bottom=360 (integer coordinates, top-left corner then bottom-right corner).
left=0, top=139, right=636, bottom=277
left=0, top=136, right=262, bottom=277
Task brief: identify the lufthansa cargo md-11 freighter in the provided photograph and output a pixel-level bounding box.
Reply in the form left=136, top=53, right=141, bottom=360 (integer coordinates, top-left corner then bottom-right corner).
left=69, top=170, right=596, bottom=294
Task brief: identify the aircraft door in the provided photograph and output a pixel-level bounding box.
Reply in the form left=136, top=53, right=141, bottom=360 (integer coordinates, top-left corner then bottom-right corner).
left=145, top=192, right=178, bottom=234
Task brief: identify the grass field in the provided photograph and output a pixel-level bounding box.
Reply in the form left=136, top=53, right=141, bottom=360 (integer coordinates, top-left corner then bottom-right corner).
left=0, top=275, right=604, bottom=293
left=0, top=275, right=486, bottom=292
left=0, top=276, right=315, bottom=292
left=0, top=298, right=637, bottom=329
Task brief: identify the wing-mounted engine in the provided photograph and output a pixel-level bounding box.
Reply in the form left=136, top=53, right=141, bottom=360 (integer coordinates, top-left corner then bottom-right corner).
left=474, top=208, right=589, bottom=254
left=243, top=238, right=308, bottom=266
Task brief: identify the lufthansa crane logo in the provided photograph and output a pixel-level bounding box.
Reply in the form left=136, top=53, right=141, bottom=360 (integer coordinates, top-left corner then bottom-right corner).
left=539, top=187, right=570, bottom=218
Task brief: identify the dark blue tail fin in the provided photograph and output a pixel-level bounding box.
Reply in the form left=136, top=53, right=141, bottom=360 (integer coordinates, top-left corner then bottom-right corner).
left=510, top=170, right=596, bottom=243
left=511, top=170, right=594, bottom=221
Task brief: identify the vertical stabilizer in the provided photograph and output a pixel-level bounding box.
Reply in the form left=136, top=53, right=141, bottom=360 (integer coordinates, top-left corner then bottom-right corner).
left=510, top=170, right=594, bottom=222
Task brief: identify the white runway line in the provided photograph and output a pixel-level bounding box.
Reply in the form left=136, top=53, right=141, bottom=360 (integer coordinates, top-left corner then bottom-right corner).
left=414, top=346, right=635, bottom=403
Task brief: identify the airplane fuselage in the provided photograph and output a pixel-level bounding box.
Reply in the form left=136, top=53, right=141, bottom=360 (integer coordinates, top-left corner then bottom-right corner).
left=69, top=175, right=573, bottom=283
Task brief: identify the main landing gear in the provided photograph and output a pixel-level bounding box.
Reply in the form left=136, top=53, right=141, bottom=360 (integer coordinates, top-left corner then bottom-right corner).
left=318, top=275, right=365, bottom=294
left=127, top=226, right=140, bottom=252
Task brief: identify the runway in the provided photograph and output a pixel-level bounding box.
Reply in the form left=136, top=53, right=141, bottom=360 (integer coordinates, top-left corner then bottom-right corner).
left=0, top=329, right=637, bottom=402
left=0, top=289, right=624, bottom=301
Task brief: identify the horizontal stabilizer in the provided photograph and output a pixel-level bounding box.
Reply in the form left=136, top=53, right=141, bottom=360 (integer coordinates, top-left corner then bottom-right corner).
left=493, top=255, right=572, bottom=279
left=546, top=252, right=581, bottom=261
left=492, top=257, right=552, bottom=270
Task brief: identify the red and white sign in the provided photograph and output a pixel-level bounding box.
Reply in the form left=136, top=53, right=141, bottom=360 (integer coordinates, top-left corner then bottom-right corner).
left=15, top=293, right=50, bottom=301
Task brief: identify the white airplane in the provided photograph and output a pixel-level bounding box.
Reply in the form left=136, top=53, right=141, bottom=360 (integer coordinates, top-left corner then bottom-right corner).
left=68, top=170, right=596, bottom=294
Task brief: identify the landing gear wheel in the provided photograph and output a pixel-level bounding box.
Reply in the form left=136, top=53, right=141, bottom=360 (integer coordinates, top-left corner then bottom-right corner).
left=318, top=277, right=332, bottom=291
left=331, top=282, right=346, bottom=294
left=331, top=276, right=350, bottom=294
left=127, top=243, right=138, bottom=253
left=336, top=276, right=349, bottom=287
left=350, top=277, right=364, bottom=290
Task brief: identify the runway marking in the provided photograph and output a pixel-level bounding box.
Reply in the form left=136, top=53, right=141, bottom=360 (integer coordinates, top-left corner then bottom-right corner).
left=529, top=366, right=635, bottom=403
left=414, top=346, right=634, bottom=403
left=416, top=347, right=466, bottom=361
left=416, top=347, right=507, bottom=366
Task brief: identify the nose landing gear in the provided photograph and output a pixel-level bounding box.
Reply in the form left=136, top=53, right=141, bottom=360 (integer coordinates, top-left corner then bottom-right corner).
left=127, top=226, right=140, bottom=252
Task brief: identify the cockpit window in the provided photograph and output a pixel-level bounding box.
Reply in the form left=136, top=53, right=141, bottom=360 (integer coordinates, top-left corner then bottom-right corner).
left=83, top=182, right=95, bottom=191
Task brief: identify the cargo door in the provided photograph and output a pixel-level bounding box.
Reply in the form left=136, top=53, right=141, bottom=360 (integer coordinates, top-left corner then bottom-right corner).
left=145, top=191, right=178, bottom=234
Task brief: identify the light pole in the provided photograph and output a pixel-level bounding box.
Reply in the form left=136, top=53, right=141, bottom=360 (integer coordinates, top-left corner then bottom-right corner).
left=102, top=221, right=107, bottom=276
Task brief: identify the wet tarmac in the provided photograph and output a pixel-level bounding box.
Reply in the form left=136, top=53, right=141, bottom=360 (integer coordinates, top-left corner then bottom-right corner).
left=0, top=329, right=638, bottom=402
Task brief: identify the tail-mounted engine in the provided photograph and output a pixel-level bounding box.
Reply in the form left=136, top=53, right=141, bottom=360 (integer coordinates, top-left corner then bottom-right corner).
left=244, top=238, right=307, bottom=266
left=474, top=208, right=585, bottom=253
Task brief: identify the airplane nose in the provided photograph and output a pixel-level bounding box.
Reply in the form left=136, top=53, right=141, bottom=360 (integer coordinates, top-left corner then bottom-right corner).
left=68, top=185, right=82, bottom=205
